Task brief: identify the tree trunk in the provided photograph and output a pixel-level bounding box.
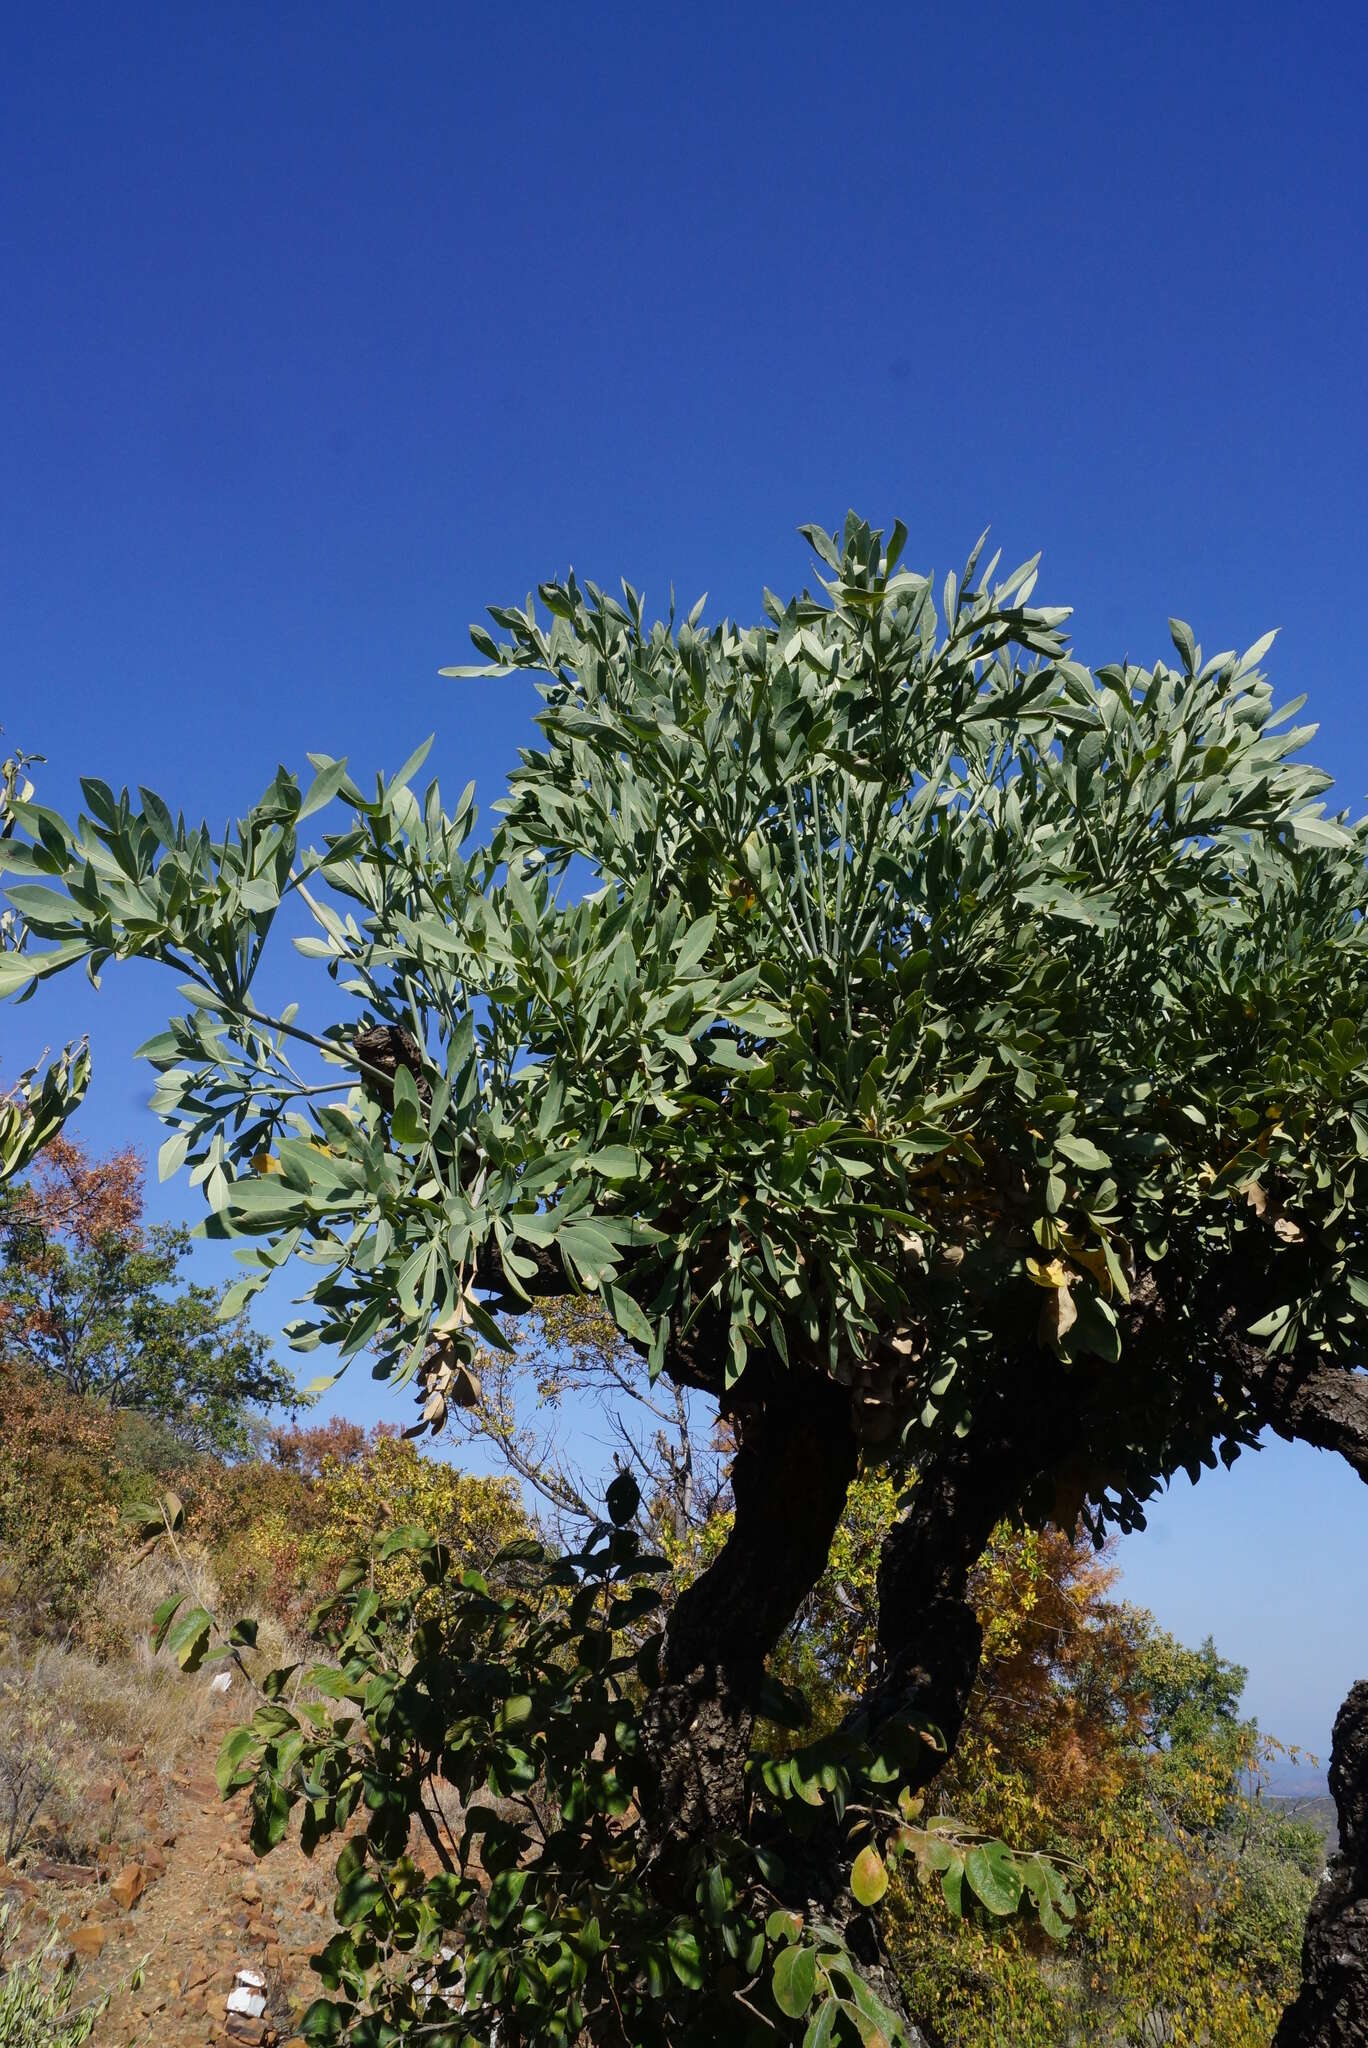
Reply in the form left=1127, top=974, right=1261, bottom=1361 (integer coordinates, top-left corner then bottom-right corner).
left=640, top=1368, right=859, bottom=1851
left=1274, top=1678, right=1368, bottom=2048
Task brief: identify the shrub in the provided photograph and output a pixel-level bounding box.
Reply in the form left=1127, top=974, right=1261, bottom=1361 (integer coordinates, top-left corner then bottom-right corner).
left=0, top=1366, right=122, bottom=1644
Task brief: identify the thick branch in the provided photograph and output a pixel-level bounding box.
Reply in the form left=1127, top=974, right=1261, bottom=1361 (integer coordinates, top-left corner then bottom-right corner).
left=861, top=1360, right=1086, bottom=1783
left=640, top=1367, right=858, bottom=1845
left=1249, top=1355, right=1368, bottom=1483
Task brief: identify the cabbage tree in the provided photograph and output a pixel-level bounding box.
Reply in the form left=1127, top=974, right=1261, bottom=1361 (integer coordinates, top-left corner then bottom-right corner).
left=4, top=515, right=1366, bottom=2044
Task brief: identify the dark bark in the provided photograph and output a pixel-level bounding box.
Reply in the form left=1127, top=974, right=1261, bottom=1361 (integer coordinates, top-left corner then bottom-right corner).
left=1274, top=1679, right=1368, bottom=2048
left=1250, top=1356, right=1368, bottom=1484
left=352, top=1023, right=431, bottom=1109
left=639, top=1368, right=859, bottom=1845
left=861, top=1358, right=1086, bottom=1780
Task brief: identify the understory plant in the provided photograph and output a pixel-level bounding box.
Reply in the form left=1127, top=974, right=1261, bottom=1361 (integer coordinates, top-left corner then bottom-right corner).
left=0, top=1903, right=120, bottom=2048
left=161, top=1474, right=1076, bottom=2048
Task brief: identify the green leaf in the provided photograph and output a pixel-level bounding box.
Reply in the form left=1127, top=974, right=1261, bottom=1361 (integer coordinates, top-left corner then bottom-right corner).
left=606, top=1471, right=640, bottom=1527
left=587, top=1145, right=641, bottom=1181
left=298, top=1998, right=351, bottom=2044
left=772, top=1942, right=817, bottom=2019
left=299, top=756, right=351, bottom=820
left=250, top=1776, right=291, bottom=1854
left=675, top=913, right=717, bottom=976
left=378, top=1524, right=435, bottom=1559
left=166, top=1605, right=213, bottom=1672
left=802, top=1998, right=838, bottom=2048
left=605, top=1283, right=654, bottom=1348
left=850, top=1844, right=889, bottom=1906
left=217, top=1726, right=257, bottom=1797
left=667, top=1924, right=704, bottom=1990
left=149, top=1593, right=183, bottom=1652
left=1054, top=1133, right=1112, bottom=1172
left=1169, top=617, right=1197, bottom=671
left=1290, top=810, right=1353, bottom=848
left=965, top=1842, right=1023, bottom=1915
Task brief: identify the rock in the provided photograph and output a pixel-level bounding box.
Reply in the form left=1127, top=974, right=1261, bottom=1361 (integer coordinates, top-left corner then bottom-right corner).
left=247, top=1915, right=274, bottom=1941
left=109, top=1864, right=146, bottom=1910
left=30, top=1858, right=99, bottom=1885
left=1274, top=1676, right=1368, bottom=2047
left=66, top=1923, right=107, bottom=1960
left=240, top=1878, right=262, bottom=1904
left=225, top=2020, right=268, bottom=2046
left=142, top=1845, right=167, bottom=1876
left=0, top=1862, right=38, bottom=1898
left=209, top=1671, right=233, bottom=1694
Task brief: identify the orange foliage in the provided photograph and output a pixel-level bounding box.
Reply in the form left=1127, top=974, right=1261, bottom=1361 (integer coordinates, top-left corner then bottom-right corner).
left=4, top=1134, right=144, bottom=1252
left=963, top=1521, right=1149, bottom=1820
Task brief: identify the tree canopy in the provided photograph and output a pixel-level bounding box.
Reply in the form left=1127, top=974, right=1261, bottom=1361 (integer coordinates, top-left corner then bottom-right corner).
left=4, top=512, right=1367, bottom=2045
left=0, top=1137, right=300, bottom=1454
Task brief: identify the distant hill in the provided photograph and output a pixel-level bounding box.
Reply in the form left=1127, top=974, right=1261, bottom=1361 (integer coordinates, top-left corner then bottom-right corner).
left=1269, top=1789, right=1338, bottom=1860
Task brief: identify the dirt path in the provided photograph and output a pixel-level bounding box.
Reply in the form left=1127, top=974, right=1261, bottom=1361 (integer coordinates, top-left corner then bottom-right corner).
left=4, top=1707, right=333, bottom=2047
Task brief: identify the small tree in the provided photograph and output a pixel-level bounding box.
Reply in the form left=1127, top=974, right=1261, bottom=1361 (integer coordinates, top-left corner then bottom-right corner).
left=4, top=513, right=1367, bottom=2043
left=0, top=1136, right=300, bottom=1454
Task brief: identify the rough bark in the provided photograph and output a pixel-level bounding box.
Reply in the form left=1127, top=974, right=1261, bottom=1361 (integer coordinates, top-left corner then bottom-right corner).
left=639, top=1367, right=859, bottom=1846
left=1274, top=1679, right=1368, bottom=2048
left=862, top=1358, right=1086, bottom=1778
left=1250, top=1356, right=1368, bottom=1484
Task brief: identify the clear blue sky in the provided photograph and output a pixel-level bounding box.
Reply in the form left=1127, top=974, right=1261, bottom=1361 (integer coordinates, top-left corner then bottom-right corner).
left=3, top=2, right=1366, bottom=1761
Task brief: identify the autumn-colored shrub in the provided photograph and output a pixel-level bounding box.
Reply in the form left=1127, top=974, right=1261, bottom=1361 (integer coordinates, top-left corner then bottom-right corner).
left=193, top=1424, right=526, bottom=1634
left=884, top=1525, right=1320, bottom=2046
left=0, top=1364, right=123, bottom=1642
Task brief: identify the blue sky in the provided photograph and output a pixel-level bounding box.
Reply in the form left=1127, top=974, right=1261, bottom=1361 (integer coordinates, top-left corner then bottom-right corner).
left=3, top=2, right=1366, bottom=1760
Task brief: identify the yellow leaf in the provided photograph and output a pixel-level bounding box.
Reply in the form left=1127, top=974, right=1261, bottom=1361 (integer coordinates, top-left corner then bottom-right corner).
left=1038, top=1283, right=1078, bottom=1350
left=851, top=1845, right=889, bottom=1906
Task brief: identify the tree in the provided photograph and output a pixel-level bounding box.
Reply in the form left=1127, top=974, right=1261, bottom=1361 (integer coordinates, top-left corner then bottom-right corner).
left=0, top=1135, right=300, bottom=1454
left=4, top=512, right=1368, bottom=2042
left=882, top=1521, right=1322, bottom=2045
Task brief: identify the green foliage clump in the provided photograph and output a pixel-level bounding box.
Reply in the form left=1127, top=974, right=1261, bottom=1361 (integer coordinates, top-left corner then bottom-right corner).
left=203, top=1484, right=1073, bottom=2048
left=887, top=1552, right=1320, bottom=2046
left=199, top=1424, right=527, bottom=1636
left=0, top=1363, right=126, bottom=1641
left=3, top=517, right=1365, bottom=1523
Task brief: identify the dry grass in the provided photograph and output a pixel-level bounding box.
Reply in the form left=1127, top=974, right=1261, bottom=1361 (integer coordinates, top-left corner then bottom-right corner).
left=21, top=1639, right=216, bottom=1775
left=1, top=1541, right=316, bottom=1867
left=78, top=1543, right=309, bottom=1696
